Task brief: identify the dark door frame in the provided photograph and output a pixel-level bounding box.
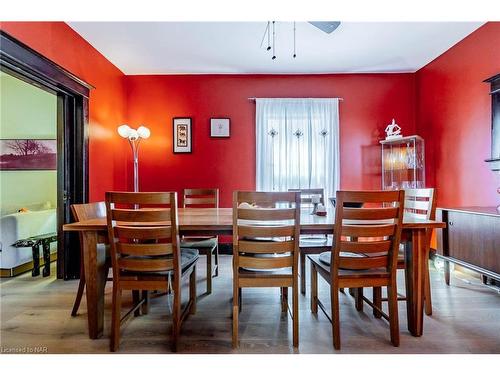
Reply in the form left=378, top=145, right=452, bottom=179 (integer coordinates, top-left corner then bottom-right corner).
left=0, top=30, right=92, bottom=279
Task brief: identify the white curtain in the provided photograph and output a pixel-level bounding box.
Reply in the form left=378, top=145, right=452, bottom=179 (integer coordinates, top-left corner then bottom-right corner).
left=256, top=98, right=340, bottom=200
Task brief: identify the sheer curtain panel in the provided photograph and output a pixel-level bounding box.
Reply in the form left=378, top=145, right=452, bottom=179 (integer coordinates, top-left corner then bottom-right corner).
left=256, top=98, right=340, bottom=200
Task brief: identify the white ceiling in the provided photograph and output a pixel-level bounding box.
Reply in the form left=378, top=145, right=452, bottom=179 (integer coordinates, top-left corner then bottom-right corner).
left=68, top=22, right=484, bottom=75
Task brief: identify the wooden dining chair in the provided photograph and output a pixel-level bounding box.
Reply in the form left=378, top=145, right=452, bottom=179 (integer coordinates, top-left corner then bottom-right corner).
left=232, top=191, right=301, bottom=348
left=288, top=188, right=332, bottom=295
left=309, top=190, right=405, bottom=349
left=181, top=188, right=219, bottom=294
left=70, top=201, right=109, bottom=316
left=370, top=188, right=436, bottom=317
left=105, top=191, right=198, bottom=352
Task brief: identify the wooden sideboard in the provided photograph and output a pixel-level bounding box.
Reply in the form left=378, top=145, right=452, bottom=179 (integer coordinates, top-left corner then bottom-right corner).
left=436, top=207, right=500, bottom=284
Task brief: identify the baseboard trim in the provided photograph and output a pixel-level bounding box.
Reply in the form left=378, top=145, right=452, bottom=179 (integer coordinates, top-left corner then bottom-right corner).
left=0, top=253, right=57, bottom=278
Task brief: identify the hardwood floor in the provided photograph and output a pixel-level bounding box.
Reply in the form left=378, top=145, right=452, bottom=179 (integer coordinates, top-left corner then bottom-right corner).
left=1, top=255, right=499, bottom=354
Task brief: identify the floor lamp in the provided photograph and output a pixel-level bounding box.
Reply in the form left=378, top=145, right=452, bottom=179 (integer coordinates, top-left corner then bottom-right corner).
left=117, top=124, right=150, bottom=192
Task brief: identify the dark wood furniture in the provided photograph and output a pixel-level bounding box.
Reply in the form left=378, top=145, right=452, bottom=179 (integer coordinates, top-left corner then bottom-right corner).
left=63, top=206, right=445, bottom=340
left=69, top=202, right=109, bottom=317
left=105, top=192, right=198, bottom=352
left=370, top=188, right=436, bottom=316
left=181, top=188, right=219, bottom=294
left=232, top=191, right=301, bottom=348
left=436, top=207, right=500, bottom=285
left=12, top=232, right=57, bottom=277
left=309, top=190, right=405, bottom=349
left=288, top=188, right=332, bottom=295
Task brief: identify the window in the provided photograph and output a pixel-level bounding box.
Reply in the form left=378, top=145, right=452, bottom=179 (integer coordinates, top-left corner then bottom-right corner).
left=256, top=98, right=340, bottom=200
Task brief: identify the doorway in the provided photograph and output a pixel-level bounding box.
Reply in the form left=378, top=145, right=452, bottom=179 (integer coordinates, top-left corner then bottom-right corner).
left=0, top=31, right=91, bottom=279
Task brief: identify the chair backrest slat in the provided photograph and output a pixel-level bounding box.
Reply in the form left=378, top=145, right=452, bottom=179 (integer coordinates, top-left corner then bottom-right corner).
left=106, top=192, right=180, bottom=275
left=117, top=242, right=173, bottom=256
left=110, top=208, right=171, bottom=222
left=238, top=239, right=295, bottom=254
left=183, top=188, right=219, bottom=208
left=238, top=207, right=296, bottom=221
left=233, top=191, right=301, bottom=273
left=403, top=188, right=436, bottom=221
left=332, top=190, right=405, bottom=274
left=238, top=255, right=294, bottom=270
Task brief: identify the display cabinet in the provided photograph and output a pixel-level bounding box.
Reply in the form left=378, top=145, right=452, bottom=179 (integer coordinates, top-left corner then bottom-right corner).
left=380, top=135, right=425, bottom=190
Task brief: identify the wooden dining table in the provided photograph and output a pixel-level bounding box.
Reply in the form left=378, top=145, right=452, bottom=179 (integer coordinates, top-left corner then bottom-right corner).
left=63, top=207, right=445, bottom=341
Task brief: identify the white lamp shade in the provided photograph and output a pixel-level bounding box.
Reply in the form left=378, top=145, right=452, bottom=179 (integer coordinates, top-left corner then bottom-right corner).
left=137, top=126, right=151, bottom=139
left=117, top=124, right=131, bottom=138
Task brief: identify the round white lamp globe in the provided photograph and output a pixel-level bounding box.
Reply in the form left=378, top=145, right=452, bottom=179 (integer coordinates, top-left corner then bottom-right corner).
left=117, top=124, right=131, bottom=138
left=137, top=126, right=151, bottom=139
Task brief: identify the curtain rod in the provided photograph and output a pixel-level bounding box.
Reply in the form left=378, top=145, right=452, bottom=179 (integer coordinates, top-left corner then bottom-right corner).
left=248, top=97, right=343, bottom=101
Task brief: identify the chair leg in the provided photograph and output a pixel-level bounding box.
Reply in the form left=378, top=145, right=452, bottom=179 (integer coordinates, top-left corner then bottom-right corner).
left=355, top=287, right=364, bottom=312
left=238, top=287, right=242, bottom=313
left=171, top=284, right=181, bottom=352
left=141, top=290, right=150, bottom=315
left=387, top=284, right=400, bottom=347
left=331, top=285, right=341, bottom=350
left=281, top=287, right=288, bottom=313
left=214, top=245, right=219, bottom=277
left=71, top=249, right=87, bottom=317
left=310, top=264, right=318, bottom=313
left=300, top=251, right=306, bottom=295
left=189, top=266, right=197, bottom=314
left=373, top=287, right=382, bottom=318
left=206, top=249, right=213, bottom=294
left=424, top=262, right=433, bottom=316
left=132, top=290, right=141, bottom=317
left=293, top=281, right=299, bottom=348
left=71, top=277, right=85, bottom=317
left=232, top=285, right=239, bottom=348
left=110, top=286, right=122, bottom=352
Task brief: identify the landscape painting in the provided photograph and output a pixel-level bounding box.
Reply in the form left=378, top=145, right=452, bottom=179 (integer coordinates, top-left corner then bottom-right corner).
left=0, top=139, right=57, bottom=170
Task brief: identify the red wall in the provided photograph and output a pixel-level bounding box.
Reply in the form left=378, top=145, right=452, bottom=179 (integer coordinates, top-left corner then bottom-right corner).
left=126, top=74, right=416, bottom=206
left=416, top=22, right=500, bottom=207
left=5, top=21, right=498, bottom=209
left=0, top=22, right=129, bottom=201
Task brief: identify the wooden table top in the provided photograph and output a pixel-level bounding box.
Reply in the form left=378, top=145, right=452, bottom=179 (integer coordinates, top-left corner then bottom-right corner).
left=63, top=207, right=446, bottom=232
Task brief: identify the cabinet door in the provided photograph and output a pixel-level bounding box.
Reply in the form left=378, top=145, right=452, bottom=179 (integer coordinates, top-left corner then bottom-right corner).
left=448, top=211, right=500, bottom=274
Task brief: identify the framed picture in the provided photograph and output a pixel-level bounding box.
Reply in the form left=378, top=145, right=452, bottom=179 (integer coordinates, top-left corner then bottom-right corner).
left=210, top=118, right=230, bottom=138
left=0, top=139, right=57, bottom=170
left=173, top=117, right=192, bottom=153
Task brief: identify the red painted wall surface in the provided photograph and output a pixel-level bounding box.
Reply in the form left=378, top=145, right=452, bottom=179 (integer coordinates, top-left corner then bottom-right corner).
left=0, top=22, right=129, bottom=201
left=416, top=22, right=500, bottom=207
left=126, top=74, right=415, bottom=207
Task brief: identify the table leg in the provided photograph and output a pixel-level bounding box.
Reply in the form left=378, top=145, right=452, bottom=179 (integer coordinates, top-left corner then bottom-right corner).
left=82, top=231, right=107, bottom=339
left=405, top=228, right=427, bottom=337
left=31, top=243, right=40, bottom=277
left=42, top=239, right=51, bottom=277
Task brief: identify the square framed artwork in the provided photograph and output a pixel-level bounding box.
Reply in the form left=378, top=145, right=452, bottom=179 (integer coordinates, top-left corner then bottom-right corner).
left=210, top=118, right=230, bottom=138
left=173, top=117, right=192, bottom=153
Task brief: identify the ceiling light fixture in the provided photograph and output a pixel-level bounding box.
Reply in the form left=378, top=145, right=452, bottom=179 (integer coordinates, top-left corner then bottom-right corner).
left=261, top=21, right=341, bottom=61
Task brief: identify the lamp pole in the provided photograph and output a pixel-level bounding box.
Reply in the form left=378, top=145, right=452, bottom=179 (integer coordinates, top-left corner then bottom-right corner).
left=117, top=124, right=150, bottom=192
left=129, top=138, right=140, bottom=192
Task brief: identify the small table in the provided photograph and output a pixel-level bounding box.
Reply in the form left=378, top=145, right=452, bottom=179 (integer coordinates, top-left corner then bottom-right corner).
left=12, top=232, right=57, bottom=277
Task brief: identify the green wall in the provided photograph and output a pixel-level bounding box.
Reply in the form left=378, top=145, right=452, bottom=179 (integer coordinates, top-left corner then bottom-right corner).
left=0, top=72, right=57, bottom=216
